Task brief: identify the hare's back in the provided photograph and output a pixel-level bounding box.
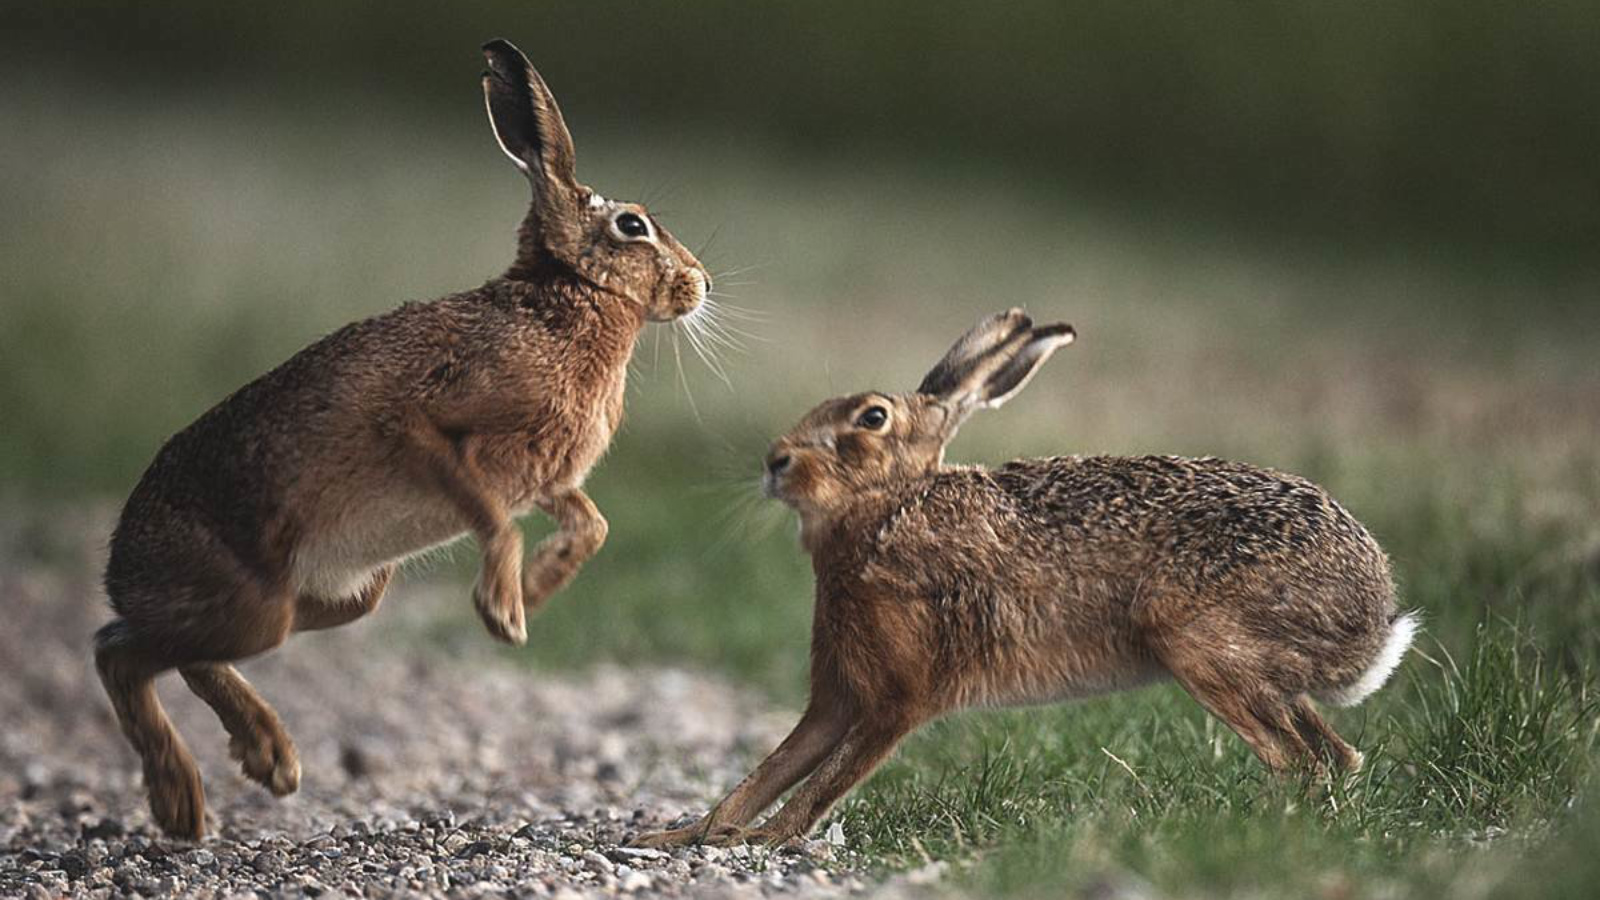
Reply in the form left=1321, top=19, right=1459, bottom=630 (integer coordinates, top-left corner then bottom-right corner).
left=994, top=455, right=1390, bottom=589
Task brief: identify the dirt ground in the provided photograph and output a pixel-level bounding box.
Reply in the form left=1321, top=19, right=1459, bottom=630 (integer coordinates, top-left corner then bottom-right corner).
left=0, top=510, right=918, bottom=899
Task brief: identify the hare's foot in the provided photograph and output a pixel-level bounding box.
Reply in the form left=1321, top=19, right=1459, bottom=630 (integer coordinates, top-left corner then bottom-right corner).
left=626, top=821, right=707, bottom=849
left=179, top=663, right=302, bottom=797
left=230, top=727, right=301, bottom=796
left=473, top=532, right=527, bottom=645
left=699, top=823, right=799, bottom=849
left=145, top=752, right=207, bottom=840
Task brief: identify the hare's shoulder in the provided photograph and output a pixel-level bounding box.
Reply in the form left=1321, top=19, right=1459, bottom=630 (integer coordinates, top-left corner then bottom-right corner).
left=853, top=468, right=1020, bottom=575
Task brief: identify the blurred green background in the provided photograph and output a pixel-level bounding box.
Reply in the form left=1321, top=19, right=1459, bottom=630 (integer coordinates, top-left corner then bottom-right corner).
left=3, top=3, right=1599, bottom=896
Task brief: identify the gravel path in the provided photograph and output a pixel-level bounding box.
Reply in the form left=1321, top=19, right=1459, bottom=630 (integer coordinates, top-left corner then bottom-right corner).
left=0, top=510, right=917, bottom=899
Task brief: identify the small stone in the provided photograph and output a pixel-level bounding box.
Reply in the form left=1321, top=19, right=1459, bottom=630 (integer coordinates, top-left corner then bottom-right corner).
left=339, top=742, right=381, bottom=779
left=608, top=846, right=666, bottom=863
left=581, top=849, right=615, bottom=875
left=252, top=849, right=287, bottom=873
left=189, top=848, right=215, bottom=867
left=800, top=839, right=833, bottom=862
left=619, top=870, right=653, bottom=892
left=81, top=818, right=124, bottom=841
left=57, top=850, right=89, bottom=878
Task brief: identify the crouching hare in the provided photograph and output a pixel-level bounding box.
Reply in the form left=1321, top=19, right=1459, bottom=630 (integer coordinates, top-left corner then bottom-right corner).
left=632, top=309, right=1417, bottom=848
left=97, top=39, right=712, bottom=839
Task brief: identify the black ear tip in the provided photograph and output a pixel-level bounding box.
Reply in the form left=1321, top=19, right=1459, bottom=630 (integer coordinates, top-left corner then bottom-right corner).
left=481, top=39, right=528, bottom=74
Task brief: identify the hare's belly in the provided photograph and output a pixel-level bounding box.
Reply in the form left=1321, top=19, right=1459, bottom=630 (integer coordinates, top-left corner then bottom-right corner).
left=290, top=494, right=469, bottom=600
left=976, top=653, right=1167, bottom=709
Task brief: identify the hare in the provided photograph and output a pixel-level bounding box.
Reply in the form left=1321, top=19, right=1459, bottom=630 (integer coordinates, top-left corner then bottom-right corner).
left=95, top=39, right=713, bottom=839
left=631, top=309, right=1418, bottom=848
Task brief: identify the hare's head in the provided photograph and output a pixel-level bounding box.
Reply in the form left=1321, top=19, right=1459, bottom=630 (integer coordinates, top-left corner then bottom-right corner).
left=482, top=40, right=709, bottom=321
left=764, top=309, right=1074, bottom=520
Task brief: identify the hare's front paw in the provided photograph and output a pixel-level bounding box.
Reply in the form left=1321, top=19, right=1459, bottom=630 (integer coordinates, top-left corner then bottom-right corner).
left=229, top=726, right=300, bottom=796
left=700, top=824, right=797, bottom=848
left=626, top=822, right=705, bottom=848
left=474, top=570, right=527, bottom=645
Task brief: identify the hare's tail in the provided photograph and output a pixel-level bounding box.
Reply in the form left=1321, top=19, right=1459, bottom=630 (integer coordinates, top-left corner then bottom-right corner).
left=1313, top=611, right=1420, bottom=708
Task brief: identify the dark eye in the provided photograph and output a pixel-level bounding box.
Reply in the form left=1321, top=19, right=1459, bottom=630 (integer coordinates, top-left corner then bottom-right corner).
left=613, top=212, right=650, bottom=239
left=855, top=405, right=889, bottom=430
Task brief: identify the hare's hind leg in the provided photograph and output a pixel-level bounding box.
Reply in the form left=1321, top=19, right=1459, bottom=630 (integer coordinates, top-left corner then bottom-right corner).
left=1153, top=635, right=1315, bottom=772
left=179, top=665, right=300, bottom=796
left=100, top=570, right=297, bottom=837
left=192, top=564, right=398, bottom=794
left=1169, top=669, right=1311, bottom=771
left=95, top=621, right=207, bottom=839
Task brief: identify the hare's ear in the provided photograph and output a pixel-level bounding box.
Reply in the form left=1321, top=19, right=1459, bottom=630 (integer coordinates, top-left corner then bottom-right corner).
left=917, top=309, right=1073, bottom=418
left=482, top=39, right=577, bottom=187
left=482, top=39, right=584, bottom=259
left=975, top=323, right=1075, bottom=408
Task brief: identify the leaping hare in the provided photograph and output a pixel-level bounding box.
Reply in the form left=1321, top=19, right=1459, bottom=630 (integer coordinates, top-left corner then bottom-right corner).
left=96, top=39, right=713, bottom=839
left=632, top=309, right=1417, bottom=848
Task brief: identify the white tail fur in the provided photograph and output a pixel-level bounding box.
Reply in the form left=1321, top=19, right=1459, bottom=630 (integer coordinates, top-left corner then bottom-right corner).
left=1313, top=612, right=1420, bottom=707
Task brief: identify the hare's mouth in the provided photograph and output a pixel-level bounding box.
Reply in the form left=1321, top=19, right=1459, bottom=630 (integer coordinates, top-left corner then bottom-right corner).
left=645, top=270, right=708, bottom=322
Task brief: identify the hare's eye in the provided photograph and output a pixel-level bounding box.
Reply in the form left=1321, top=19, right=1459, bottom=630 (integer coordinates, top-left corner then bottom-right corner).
left=612, top=212, right=652, bottom=240
left=855, top=406, right=889, bottom=430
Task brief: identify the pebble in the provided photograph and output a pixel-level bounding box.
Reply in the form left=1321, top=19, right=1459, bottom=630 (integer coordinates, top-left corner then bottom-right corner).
left=581, top=849, right=615, bottom=875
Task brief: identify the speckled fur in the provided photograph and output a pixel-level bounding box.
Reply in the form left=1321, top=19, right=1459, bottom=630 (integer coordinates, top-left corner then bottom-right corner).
left=631, top=309, right=1413, bottom=849
left=95, top=40, right=710, bottom=839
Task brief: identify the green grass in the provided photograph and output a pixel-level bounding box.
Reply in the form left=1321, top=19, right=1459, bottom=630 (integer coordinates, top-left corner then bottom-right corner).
left=4, top=86, right=1599, bottom=897
left=836, top=623, right=1596, bottom=897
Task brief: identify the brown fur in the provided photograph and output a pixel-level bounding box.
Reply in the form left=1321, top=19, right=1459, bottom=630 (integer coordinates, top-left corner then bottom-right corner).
left=631, top=309, right=1410, bottom=848
left=96, top=39, right=710, bottom=839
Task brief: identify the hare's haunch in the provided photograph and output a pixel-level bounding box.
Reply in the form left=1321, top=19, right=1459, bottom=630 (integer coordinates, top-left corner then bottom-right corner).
left=632, top=309, right=1416, bottom=848
left=97, top=39, right=711, bottom=839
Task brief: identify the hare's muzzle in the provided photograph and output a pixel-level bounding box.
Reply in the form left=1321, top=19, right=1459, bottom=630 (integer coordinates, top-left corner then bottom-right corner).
left=762, top=450, right=792, bottom=498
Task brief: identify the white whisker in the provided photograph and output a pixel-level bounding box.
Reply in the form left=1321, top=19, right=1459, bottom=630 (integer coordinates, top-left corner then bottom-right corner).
left=669, top=324, right=703, bottom=422
left=678, top=314, right=733, bottom=388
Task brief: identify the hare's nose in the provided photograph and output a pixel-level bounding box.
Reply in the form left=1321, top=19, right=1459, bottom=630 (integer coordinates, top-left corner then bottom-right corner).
left=701, top=272, right=714, bottom=295
left=766, top=453, right=792, bottom=476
